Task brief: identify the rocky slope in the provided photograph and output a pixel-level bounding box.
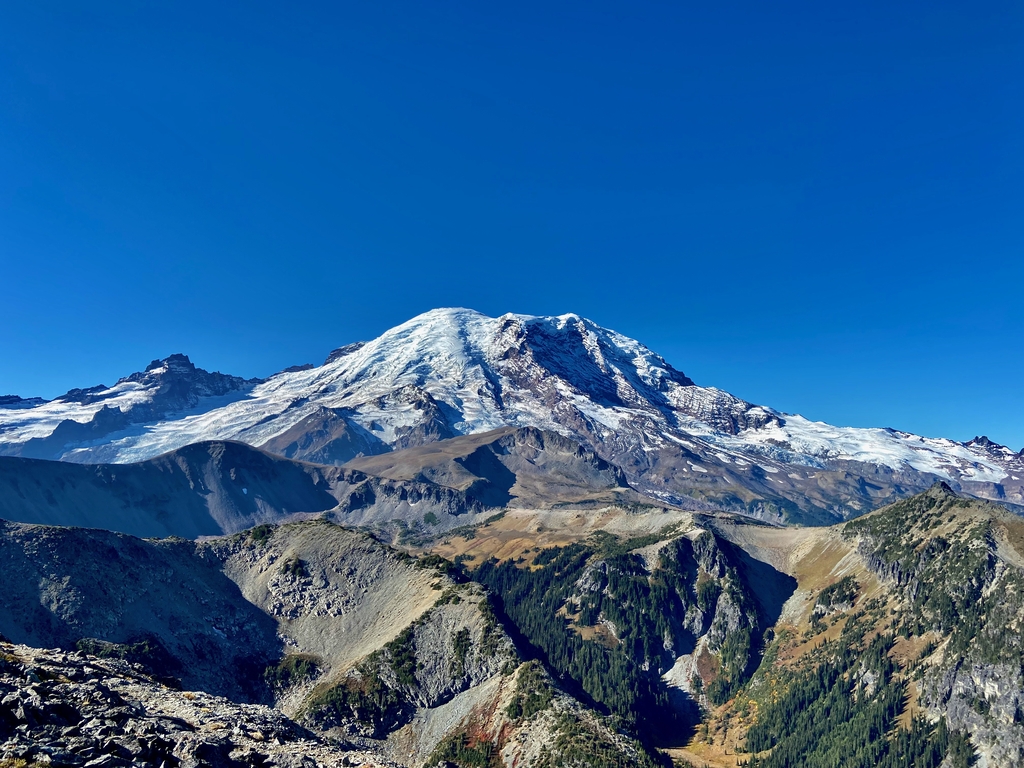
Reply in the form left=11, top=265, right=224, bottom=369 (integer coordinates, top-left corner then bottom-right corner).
left=344, top=426, right=639, bottom=510
left=0, top=519, right=284, bottom=701
left=3, top=310, right=1022, bottom=522
left=0, top=641, right=397, bottom=768
left=0, top=518, right=658, bottom=767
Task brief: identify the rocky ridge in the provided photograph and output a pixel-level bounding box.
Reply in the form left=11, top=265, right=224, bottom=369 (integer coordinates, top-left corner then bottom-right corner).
left=0, top=428, right=654, bottom=539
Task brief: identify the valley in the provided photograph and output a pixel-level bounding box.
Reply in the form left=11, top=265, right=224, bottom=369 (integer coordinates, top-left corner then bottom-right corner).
left=3, top=483, right=1023, bottom=766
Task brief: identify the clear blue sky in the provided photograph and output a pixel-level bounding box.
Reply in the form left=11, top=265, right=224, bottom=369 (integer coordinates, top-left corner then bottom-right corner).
left=2, top=2, right=1022, bottom=448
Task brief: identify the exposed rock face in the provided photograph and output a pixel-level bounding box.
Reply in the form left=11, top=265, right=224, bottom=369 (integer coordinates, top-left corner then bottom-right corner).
left=0, top=395, right=48, bottom=408
left=544, top=526, right=773, bottom=717
left=844, top=486, right=1024, bottom=766
left=259, top=407, right=390, bottom=466
left=926, top=661, right=1024, bottom=767
left=700, top=484, right=1024, bottom=767
left=52, top=354, right=254, bottom=407
left=17, top=405, right=135, bottom=461
left=370, top=386, right=457, bottom=451
left=324, top=343, right=367, bottom=367
left=300, top=584, right=519, bottom=742
left=408, top=660, right=662, bottom=768
left=365, top=589, right=514, bottom=710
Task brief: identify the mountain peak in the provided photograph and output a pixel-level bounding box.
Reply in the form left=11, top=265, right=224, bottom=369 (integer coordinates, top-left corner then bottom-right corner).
left=967, top=435, right=996, bottom=448
left=144, top=353, right=196, bottom=373
left=965, top=435, right=1020, bottom=458
left=926, top=480, right=958, bottom=498
left=395, top=307, right=601, bottom=336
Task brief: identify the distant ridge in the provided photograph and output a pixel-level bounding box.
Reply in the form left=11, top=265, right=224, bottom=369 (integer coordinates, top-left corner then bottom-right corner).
left=0, top=428, right=646, bottom=538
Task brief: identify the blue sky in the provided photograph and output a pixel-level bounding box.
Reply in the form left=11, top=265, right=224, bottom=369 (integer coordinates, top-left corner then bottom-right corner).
left=1, top=2, right=1022, bottom=448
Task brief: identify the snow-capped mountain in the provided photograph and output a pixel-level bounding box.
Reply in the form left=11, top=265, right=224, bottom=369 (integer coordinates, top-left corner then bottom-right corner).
left=0, top=353, right=260, bottom=460
left=2, top=308, right=1021, bottom=521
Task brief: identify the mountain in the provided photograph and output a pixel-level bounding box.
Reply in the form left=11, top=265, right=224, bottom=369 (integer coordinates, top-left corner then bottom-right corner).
left=2, top=309, right=1022, bottom=522
left=0, top=353, right=261, bottom=461
left=4, top=308, right=1022, bottom=766
left=674, top=484, right=1024, bottom=767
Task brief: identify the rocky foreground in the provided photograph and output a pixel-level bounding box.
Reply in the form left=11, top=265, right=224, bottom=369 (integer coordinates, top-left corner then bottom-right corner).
left=0, top=640, right=394, bottom=768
